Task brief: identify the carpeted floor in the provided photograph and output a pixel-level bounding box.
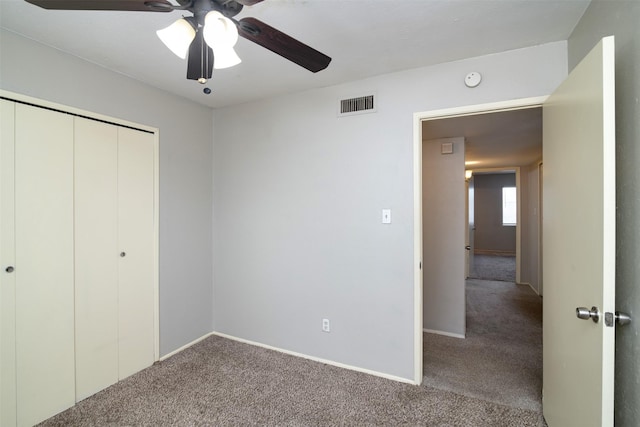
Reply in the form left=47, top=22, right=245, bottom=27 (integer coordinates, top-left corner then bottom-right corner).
left=424, top=279, right=543, bottom=413
left=469, top=254, right=516, bottom=282
left=39, top=280, right=544, bottom=426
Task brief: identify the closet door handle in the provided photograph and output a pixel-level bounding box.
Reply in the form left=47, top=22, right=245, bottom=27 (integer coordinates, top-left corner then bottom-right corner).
left=120, top=252, right=126, bottom=258
left=5, top=266, right=14, bottom=273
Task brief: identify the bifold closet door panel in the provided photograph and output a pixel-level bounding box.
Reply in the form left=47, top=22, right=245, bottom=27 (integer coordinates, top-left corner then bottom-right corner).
left=14, top=104, right=75, bottom=426
left=0, top=100, right=17, bottom=427
left=74, top=117, right=119, bottom=401
left=117, top=128, right=155, bottom=380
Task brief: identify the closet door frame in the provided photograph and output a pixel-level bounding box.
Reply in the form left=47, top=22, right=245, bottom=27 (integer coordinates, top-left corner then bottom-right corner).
left=0, top=89, right=161, bottom=364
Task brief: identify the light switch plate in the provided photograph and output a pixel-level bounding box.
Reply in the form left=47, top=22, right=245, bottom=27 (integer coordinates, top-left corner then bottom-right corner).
left=382, top=209, right=391, bottom=224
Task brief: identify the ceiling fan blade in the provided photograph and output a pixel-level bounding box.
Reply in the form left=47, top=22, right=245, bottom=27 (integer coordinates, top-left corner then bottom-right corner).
left=24, top=0, right=174, bottom=12
left=237, top=17, right=331, bottom=73
left=233, top=0, right=264, bottom=5
left=187, top=30, right=214, bottom=82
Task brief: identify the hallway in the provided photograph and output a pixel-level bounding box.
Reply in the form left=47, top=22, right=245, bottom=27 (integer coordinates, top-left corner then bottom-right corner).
left=423, top=279, right=542, bottom=412
left=468, top=254, right=517, bottom=282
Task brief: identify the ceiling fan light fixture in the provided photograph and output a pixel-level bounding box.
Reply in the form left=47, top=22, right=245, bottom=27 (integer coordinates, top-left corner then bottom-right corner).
left=203, top=10, right=240, bottom=50
left=26, top=0, right=332, bottom=82
left=157, top=18, right=196, bottom=59
left=212, top=46, right=241, bottom=69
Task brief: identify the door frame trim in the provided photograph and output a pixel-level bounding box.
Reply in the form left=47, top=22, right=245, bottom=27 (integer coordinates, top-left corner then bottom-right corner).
left=412, top=96, right=547, bottom=384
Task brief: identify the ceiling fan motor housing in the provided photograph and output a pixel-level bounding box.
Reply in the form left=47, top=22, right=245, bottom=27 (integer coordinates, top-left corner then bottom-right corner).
left=187, top=0, right=243, bottom=23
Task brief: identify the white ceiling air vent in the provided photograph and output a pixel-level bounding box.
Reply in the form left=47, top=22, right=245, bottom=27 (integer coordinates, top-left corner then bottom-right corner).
left=338, top=94, right=376, bottom=117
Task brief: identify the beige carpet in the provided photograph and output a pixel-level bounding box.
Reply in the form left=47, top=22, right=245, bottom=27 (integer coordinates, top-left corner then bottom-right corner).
left=424, top=279, right=543, bottom=412
left=469, top=254, right=516, bottom=282
left=40, top=280, right=544, bottom=426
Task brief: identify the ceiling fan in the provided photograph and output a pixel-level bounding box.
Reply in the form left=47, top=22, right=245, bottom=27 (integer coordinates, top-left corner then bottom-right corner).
left=24, top=0, right=332, bottom=84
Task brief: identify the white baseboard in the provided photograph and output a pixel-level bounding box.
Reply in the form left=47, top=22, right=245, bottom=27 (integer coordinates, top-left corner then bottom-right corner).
left=517, top=281, right=540, bottom=296
left=210, top=331, right=417, bottom=385
left=423, top=328, right=465, bottom=339
left=159, top=332, right=215, bottom=361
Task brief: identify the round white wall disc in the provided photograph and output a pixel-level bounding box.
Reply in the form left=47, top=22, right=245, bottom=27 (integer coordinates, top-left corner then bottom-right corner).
left=465, top=72, right=482, bottom=88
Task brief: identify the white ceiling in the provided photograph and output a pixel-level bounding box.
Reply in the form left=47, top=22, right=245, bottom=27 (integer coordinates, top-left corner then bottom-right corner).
left=0, top=0, right=589, bottom=110
left=422, top=107, right=542, bottom=169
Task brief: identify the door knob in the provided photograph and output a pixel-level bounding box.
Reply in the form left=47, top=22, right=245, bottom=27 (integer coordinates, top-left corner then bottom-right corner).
left=120, top=252, right=126, bottom=257
left=615, top=311, right=632, bottom=326
left=5, top=266, right=14, bottom=273
left=576, top=306, right=600, bottom=323
left=465, top=246, right=471, bottom=251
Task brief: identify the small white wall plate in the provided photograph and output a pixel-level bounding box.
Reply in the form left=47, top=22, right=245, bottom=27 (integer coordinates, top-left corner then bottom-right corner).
left=465, top=72, right=482, bottom=88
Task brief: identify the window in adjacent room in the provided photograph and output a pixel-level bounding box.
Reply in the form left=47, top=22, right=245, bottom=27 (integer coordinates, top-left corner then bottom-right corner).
left=502, top=186, right=517, bottom=226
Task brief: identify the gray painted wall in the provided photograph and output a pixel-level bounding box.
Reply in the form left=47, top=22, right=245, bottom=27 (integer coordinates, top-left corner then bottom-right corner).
left=0, top=30, right=214, bottom=357
left=473, top=173, right=517, bottom=254
left=0, top=27, right=573, bottom=385
left=212, top=41, right=567, bottom=380
left=423, top=138, right=466, bottom=337
left=567, top=1, right=640, bottom=425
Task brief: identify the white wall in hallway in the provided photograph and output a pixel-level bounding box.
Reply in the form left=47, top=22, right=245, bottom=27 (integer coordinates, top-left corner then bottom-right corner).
left=423, top=137, right=466, bottom=337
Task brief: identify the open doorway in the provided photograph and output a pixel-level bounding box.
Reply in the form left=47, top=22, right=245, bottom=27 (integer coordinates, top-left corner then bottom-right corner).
left=468, top=170, right=518, bottom=283
left=415, top=99, right=544, bottom=411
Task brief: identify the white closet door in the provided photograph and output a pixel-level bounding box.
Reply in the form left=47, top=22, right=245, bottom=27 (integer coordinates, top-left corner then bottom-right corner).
left=74, top=118, right=119, bottom=401
left=117, top=127, right=155, bottom=379
left=15, top=104, right=75, bottom=426
left=0, top=100, right=17, bottom=427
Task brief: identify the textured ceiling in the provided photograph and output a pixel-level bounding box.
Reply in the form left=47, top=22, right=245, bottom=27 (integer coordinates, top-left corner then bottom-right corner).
left=0, top=0, right=589, bottom=109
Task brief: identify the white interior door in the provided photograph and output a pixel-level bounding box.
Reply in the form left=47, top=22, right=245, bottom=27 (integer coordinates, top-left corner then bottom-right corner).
left=74, top=117, right=119, bottom=401
left=15, top=104, right=76, bottom=426
left=542, top=36, right=615, bottom=427
left=117, top=127, right=155, bottom=379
